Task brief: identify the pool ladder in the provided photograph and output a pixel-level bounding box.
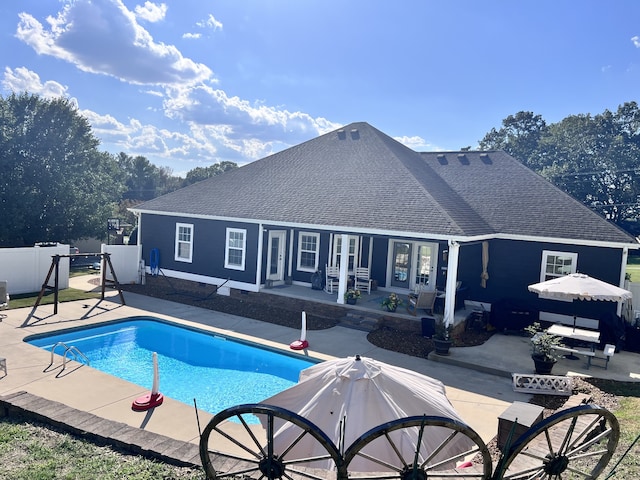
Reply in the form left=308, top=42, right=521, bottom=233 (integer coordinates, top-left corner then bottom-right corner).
left=50, top=341, right=90, bottom=369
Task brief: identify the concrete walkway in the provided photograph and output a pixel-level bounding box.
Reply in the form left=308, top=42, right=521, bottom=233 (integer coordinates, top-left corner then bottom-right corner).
left=1, top=274, right=638, bottom=468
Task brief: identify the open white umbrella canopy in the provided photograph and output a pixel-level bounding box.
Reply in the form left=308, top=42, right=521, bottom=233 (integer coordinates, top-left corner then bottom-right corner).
left=259, top=355, right=474, bottom=472
left=528, top=273, right=632, bottom=302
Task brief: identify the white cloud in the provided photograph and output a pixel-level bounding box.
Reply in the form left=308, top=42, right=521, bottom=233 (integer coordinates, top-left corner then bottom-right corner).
left=163, top=83, right=339, bottom=144
left=394, top=135, right=435, bottom=150
left=15, top=0, right=212, bottom=86
left=197, top=14, right=223, bottom=31
left=632, top=36, right=640, bottom=48
left=134, top=2, right=167, bottom=23
left=182, top=32, right=201, bottom=40
left=2, top=66, right=70, bottom=100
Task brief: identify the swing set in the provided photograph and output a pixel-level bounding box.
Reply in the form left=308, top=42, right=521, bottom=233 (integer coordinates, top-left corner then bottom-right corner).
left=33, top=252, right=125, bottom=314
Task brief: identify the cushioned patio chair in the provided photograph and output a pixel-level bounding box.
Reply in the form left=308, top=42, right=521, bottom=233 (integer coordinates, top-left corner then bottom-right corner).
left=407, top=290, right=436, bottom=316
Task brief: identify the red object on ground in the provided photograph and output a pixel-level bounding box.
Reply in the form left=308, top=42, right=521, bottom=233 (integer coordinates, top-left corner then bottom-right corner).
left=132, top=392, right=164, bottom=411
left=289, top=339, right=309, bottom=350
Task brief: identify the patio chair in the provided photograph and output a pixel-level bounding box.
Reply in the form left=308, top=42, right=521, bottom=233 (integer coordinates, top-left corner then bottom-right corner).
left=354, top=267, right=372, bottom=294
left=325, top=265, right=340, bottom=293
left=407, top=290, right=437, bottom=316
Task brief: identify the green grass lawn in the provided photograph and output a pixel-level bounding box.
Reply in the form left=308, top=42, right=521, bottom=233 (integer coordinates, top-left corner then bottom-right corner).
left=627, top=256, right=640, bottom=282
left=7, top=288, right=101, bottom=309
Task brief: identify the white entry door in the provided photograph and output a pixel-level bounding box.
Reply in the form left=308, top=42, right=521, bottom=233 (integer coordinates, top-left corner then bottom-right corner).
left=267, top=231, right=286, bottom=282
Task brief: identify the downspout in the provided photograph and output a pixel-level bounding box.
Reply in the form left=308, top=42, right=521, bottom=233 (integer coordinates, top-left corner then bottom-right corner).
left=337, top=234, right=349, bottom=304
left=135, top=212, right=143, bottom=278
left=443, top=240, right=460, bottom=327
left=618, top=246, right=629, bottom=317
left=256, top=224, right=264, bottom=291
left=288, top=229, right=294, bottom=278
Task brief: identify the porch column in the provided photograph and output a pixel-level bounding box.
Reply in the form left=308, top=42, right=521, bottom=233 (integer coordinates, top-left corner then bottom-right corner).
left=443, top=240, right=460, bottom=327
left=337, top=234, right=349, bottom=304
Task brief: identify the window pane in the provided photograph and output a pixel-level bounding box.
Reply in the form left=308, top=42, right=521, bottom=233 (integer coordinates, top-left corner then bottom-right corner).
left=228, top=248, right=243, bottom=266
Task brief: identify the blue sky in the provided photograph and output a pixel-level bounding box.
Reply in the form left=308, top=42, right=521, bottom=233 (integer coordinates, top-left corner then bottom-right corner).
left=1, top=1, right=639, bottom=176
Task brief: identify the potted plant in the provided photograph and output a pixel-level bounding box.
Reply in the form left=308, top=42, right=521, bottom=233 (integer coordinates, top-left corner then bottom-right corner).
left=381, top=293, right=403, bottom=312
left=344, top=289, right=361, bottom=305
left=433, top=318, right=453, bottom=355
left=525, top=322, right=563, bottom=374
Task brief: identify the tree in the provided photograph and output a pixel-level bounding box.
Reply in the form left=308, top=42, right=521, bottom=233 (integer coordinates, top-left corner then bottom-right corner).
left=0, top=93, right=124, bottom=247
left=183, top=161, right=238, bottom=186
left=537, top=106, right=640, bottom=224
left=117, top=153, right=185, bottom=200
left=479, top=103, right=640, bottom=228
left=479, top=111, right=547, bottom=169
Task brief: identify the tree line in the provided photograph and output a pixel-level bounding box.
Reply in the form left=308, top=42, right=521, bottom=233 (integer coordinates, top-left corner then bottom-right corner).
left=477, top=103, right=640, bottom=234
left=2, top=92, right=639, bottom=247
left=0, top=93, right=237, bottom=247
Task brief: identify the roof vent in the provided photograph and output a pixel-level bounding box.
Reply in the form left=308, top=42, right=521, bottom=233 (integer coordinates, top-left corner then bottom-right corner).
left=479, top=153, right=492, bottom=164
left=457, top=153, right=469, bottom=165
left=337, top=129, right=346, bottom=140
left=350, top=128, right=359, bottom=140
left=437, top=154, right=447, bottom=165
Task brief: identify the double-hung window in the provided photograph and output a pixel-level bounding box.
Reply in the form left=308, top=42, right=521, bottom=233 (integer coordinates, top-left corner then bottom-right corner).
left=225, top=228, right=246, bottom=270
left=297, top=232, right=319, bottom=272
left=540, top=250, right=577, bottom=282
left=175, top=223, right=194, bottom=262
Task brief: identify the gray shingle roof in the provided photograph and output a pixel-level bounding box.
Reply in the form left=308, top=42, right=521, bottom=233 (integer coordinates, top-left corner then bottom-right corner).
left=134, top=122, right=636, bottom=245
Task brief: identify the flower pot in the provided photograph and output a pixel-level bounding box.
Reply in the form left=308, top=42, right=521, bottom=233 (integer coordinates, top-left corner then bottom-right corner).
left=433, top=338, right=452, bottom=356
left=532, top=354, right=556, bottom=375
left=346, top=298, right=357, bottom=305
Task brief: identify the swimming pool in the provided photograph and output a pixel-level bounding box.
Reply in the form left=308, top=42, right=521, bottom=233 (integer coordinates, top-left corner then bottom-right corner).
left=26, top=317, right=317, bottom=417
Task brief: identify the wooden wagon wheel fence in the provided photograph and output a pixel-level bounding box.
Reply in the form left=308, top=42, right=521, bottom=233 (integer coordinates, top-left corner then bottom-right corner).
left=199, top=402, right=621, bottom=480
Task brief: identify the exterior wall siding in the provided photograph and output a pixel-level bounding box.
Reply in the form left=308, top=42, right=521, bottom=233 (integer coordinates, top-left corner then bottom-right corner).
left=457, top=239, right=623, bottom=320
left=140, top=214, right=259, bottom=285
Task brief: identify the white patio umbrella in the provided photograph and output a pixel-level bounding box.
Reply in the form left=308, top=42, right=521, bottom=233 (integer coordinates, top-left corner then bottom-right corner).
left=259, top=355, right=475, bottom=472
left=528, top=273, right=632, bottom=329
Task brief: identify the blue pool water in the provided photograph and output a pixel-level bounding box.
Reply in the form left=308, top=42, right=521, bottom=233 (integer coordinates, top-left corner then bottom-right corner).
left=26, top=317, right=316, bottom=416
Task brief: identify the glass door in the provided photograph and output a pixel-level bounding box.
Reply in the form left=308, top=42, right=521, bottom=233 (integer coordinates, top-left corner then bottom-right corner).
left=414, top=244, right=436, bottom=290
left=391, top=242, right=411, bottom=288
left=267, top=231, right=286, bottom=282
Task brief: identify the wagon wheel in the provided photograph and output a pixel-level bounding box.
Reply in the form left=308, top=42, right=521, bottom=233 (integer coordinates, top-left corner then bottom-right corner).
left=343, top=415, right=493, bottom=479
left=199, top=403, right=344, bottom=480
left=494, top=404, right=619, bottom=479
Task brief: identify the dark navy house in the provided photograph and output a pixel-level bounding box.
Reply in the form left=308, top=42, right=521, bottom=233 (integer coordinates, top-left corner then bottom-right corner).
left=130, top=122, right=638, bottom=329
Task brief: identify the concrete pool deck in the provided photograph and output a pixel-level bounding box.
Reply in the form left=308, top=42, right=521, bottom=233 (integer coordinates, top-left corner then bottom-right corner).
left=2, top=274, right=636, bottom=468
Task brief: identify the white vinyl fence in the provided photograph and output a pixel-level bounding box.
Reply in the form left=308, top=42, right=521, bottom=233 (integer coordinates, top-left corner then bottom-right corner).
left=0, top=244, right=141, bottom=296
left=0, top=244, right=70, bottom=295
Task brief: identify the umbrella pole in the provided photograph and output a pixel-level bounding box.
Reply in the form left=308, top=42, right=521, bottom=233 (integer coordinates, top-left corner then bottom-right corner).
left=564, top=314, right=579, bottom=360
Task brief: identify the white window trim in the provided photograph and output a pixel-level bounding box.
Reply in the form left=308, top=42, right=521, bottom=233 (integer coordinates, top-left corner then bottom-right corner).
left=540, top=250, right=578, bottom=300
left=225, top=228, right=246, bottom=270
left=297, top=232, right=320, bottom=272
left=174, top=223, right=194, bottom=263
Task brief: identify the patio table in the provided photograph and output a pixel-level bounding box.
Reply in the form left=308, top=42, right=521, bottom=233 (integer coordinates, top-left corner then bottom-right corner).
left=547, top=324, right=600, bottom=350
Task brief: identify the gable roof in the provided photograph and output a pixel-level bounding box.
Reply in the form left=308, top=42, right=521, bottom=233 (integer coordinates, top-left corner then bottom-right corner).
left=133, top=122, right=636, bottom=246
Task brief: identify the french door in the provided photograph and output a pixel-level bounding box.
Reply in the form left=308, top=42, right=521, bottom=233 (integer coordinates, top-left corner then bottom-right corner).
left=390, top=241, right=438, bottom=290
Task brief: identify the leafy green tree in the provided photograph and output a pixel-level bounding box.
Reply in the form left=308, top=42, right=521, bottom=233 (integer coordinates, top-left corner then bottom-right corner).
left=183, top=161, right=238, bottom=186
left=479, top=111, right=547, bottom=169
left=479, top=103, right=640, bottom=227
left=537, top=107, right=640, bottom=224
left=117, top=153, right=184, bottom=200
left=0, top=93, right=124, bottom=247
